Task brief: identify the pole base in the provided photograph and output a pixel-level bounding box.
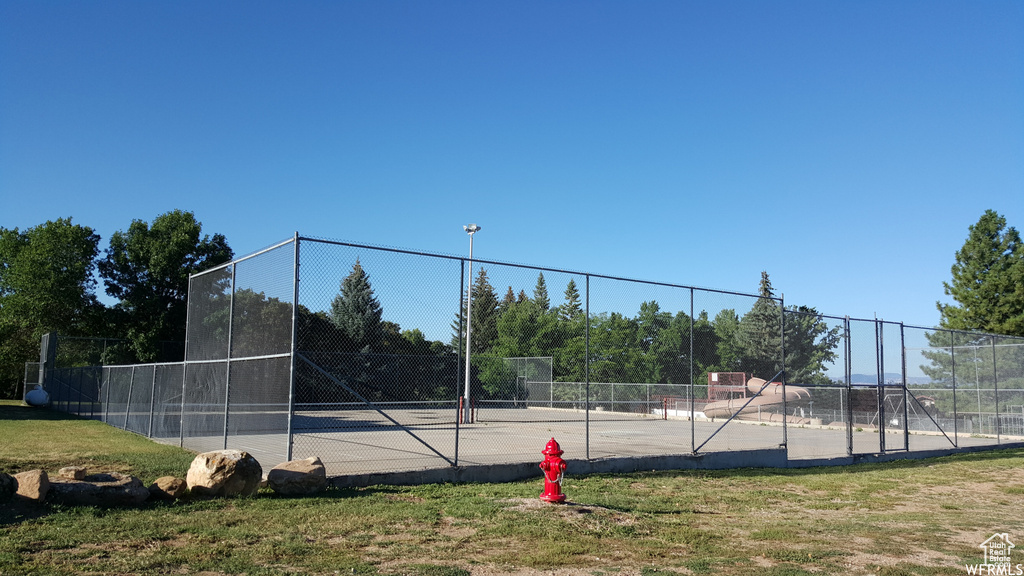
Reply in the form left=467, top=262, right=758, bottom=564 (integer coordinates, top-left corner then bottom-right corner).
left=539, top=492, right=566, bottom=504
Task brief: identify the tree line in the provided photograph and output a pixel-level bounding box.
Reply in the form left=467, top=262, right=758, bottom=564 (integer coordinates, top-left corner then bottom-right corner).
left=3, top=209, right=1019, bottom=403
left=312, top=262, right=843, bottom=404
left=0, top=211, right=232, bottom=398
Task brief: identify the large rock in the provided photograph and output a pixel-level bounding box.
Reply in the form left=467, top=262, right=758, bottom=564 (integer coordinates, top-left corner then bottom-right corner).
left=267, top=457, right=327, bottom=496
left=48, top=472, right=150, bottom=507
left=0, top=473, right=17, bottom=503
left=14, top=469, right=49, bottom=502
left=149, top=476, right=188, bottom=500
left=186, top=450, right=262, bottom=498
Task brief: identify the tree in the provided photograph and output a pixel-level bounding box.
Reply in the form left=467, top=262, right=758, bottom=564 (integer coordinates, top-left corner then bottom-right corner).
left=782, top=306, right=841, bottom=385
left=233, top=289, right=294, bottom=357
left=98, top=210, right=232, bottom=362
left=735, top=272, right=840, bottom=383
left=330, top=259, right=383, bottom=352
left=691, top=311, right=721, bottom=382
left=559, top=279, right=583, bottom=321
left=500, top=286, right=516, bottom=314
left=738, top=271, right=783, bottom=378
left=452, top=267, right=501, bottom=355
left=938, top=210, right=1024, bottom=337
left=711, top=309, right=743, bottom=372
left=533, top=273, right=550, bottom=311
left=554, top=279, right=586, bottom=383
left=589, top=312, right=642, bottom=383
left=0, top=218, right=103, bottom=398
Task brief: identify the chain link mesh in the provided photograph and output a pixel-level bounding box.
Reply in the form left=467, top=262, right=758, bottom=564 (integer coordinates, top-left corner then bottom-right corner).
left=36, top=236, right=1024, bottom=477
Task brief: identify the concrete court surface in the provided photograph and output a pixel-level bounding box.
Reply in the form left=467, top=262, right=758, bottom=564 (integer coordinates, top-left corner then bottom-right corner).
left=166, top=407, right=1019, bottom=482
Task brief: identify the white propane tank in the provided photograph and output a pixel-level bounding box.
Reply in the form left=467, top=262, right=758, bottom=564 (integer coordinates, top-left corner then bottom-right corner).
left=25, top=385, right=50, bottom=407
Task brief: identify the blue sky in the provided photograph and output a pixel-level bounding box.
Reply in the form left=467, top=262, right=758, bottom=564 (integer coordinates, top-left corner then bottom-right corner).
left=2, top=1, right=1022, bottom=329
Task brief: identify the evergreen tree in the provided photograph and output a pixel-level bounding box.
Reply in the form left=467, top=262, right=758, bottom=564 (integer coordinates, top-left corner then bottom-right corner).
left=734, top=272, right=841, bottom=383
left=500, top=286, right=516, bottom=313
left=533, top=272, right=550, bottom=310
left=452, top=268, right=501, bottom=354
left=330, top=259, right=383, bottom=351
left=938, top=210, right=1024, bottom=337
left=738, top=271, right=783, bottom=378
left=470, top=268, right=500, bottom=352
left=559, top=279, right=583, bottom=321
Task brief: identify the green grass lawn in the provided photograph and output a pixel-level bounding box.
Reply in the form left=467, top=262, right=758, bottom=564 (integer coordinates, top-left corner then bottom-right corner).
left=2, top=400, right=1023, bottom=576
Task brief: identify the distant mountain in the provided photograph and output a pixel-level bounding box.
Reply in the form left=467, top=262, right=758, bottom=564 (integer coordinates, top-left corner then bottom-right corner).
left=849, top=373, right=932, bottom=385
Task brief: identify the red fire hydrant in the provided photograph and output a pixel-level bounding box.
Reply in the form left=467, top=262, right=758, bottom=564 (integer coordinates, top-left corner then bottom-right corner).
left=539, top=437, right=567, bottom=503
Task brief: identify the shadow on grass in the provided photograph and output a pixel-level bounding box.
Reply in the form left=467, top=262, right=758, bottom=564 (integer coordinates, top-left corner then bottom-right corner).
left=0, top=498, right=53, bottom=526
left=0, top=403, right=86, bottom=422
left=583, top=445, right=1024, bottom=483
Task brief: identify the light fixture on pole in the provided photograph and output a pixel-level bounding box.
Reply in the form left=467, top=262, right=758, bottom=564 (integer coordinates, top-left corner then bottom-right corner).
left=463, top=223, right=481, bottom=424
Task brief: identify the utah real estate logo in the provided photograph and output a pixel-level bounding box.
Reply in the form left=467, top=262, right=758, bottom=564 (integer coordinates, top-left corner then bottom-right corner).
left=966, top=533, right=1022, bottom=575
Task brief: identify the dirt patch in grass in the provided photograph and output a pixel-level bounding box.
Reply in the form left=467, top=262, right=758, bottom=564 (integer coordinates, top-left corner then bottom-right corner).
left=503, top=498, right=638, bottom=526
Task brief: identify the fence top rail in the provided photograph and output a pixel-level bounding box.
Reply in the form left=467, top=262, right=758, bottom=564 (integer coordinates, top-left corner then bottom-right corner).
left=190, top=236, right=296, bottom=280
left=186, top=234, right=1024, bottom=339
left=902, top=324, right=1024, bottom=342
left=297, top=235, right=779, bottom=303
left=92, top=361, right=186, bottom=370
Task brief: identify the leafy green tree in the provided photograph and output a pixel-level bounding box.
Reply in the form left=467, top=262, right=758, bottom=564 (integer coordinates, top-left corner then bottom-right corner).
left=711, top=309, right=743, bottom=372
left=533, top=273, right=550, bottom=311
left=634, top=301, right=672, bottom=382
left=296, top=307, right=345, bottom=354
left=98, top=210, right=232, bottom=362
left=782, top=306, right=842, bottom=385
left=646, top=309, right=688, bottom=384
left=330, top=259, right=383, bottom=352
left=398, top=328, right=449, bottom=356
left=589, top=312, right=642, bottom=383
left=691, top=311, right=722, bottom=381
left=938, top=210, right=1024, bottom=337
left=492, top=298, right=558, bottom=359
left=0, top=218, right=103, bottom=398
left=227, top=289, right=294, bottom=358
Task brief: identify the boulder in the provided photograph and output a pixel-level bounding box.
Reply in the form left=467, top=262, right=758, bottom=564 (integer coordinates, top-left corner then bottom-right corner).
left=267, top=457, right=327, bottom=496
left=48, top=472, right=150, bottom=507
left=186, top=450, right=262, bottom=498
left=58, top=466, right=87, bottom=480
left=149, top=476, right=188, bottom=500
left=14, top=469, right=49, bottom=502
left=0, top=473, right=17, bottom=502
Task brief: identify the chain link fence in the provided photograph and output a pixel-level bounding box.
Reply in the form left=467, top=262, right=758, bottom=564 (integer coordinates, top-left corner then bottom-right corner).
left=39, top=236, right=1024, bottom=477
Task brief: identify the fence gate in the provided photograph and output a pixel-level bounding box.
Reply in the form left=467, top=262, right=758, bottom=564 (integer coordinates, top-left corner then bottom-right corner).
left=846, top=320, right=908, bottom=455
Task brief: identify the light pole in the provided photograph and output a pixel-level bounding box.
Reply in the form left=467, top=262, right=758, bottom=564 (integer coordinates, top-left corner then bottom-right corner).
left=463, top=223, right=481, bottom=424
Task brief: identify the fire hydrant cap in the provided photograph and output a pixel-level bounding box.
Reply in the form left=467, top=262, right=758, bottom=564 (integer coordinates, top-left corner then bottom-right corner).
left=542, top=438, right=563, bottom=456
